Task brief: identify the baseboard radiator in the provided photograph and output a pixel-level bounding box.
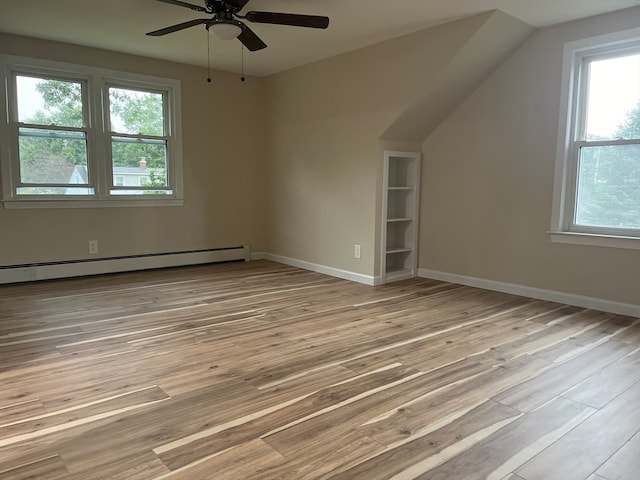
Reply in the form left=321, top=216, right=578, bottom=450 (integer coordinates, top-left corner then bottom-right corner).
left=0, top=245, right=250, bottom=285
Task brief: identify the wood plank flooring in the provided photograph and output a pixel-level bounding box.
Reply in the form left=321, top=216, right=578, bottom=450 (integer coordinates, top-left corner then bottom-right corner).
left=0, top=260, right=638, bottom=479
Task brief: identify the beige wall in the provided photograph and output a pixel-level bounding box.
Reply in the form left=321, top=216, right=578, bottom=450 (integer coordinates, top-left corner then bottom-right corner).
left=0, top=33, right=269, bottom=265
left=419, top=6, right=640, bottom=305
left=264, top=11, right=529, bottom=276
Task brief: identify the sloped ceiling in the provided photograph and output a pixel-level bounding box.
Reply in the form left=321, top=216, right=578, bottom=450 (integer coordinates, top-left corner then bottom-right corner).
left=382, top=11, right=534, bottom=142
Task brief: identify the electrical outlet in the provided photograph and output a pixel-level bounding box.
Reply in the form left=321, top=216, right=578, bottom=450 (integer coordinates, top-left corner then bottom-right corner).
left=88, top=240, right=98, bottom=255
left=354, top=244, right=361, bottom=259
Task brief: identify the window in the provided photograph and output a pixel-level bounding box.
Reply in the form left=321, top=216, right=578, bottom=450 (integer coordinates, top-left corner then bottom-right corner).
left=108, top=86, right=170, bottom=196
left=0, top=56, right=183, bottom=208
left=551, top=28, right=640, bottom=249
left=14, top=75, right=92, bottom=196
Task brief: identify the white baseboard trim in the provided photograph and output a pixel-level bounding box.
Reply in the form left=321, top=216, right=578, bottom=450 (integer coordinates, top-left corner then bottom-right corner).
left=0, top=246, right=249, bottom=285
left=254, top=252, right=377, bottom=286
left=418, top=268, right=639, bottom=317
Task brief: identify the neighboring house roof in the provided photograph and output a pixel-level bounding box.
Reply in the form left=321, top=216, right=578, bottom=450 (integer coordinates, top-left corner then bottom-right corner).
left=21, top=158, right=76, bottom=184
left=71, top=165, right=88, bottom=183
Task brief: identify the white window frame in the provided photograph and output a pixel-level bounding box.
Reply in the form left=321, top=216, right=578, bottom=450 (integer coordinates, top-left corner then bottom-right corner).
left=550, top=27, right=640, bottom=250
left=0, top=55, right=183, bottom=208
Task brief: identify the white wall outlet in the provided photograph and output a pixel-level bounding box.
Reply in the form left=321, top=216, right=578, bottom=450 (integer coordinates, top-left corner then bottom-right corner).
left=354, top=244, right=361, bottom=259
left=88, top=240, right=99, bottom=254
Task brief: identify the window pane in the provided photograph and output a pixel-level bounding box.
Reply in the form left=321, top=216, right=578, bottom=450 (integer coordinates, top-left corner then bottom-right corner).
left=575, top=144, right=640, bottom=229
left=16, top=76, right=84, bottom=128
left=109, top=87, right=165, bottom=136
left=111, top=136, right=167, bottom=194
left=585, top=53, right=640, bottom=140
left=18, top=128, right=88, bottom=185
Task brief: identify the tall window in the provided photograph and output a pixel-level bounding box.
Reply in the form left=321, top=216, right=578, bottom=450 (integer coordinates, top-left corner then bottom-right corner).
left=0, top=56, right=183, bottom=207
left=108, top=86, right=171, bottom=195
left=552, top=29, right=640, bottom=248
left=15, top=75, right=92, bottom=195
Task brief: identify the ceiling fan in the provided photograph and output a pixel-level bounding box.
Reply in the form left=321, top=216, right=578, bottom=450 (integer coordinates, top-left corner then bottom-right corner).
left=146, top=0, right=330, bottom=52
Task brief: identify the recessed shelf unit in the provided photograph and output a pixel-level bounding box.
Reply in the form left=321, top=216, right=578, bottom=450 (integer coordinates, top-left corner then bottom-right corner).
left=381, top=151, right=421, bottom=283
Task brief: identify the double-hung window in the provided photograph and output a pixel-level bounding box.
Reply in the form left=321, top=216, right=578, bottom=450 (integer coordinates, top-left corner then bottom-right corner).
left=107, top=85, right=171, bottom=196
left=0, top=56, right=183, bottom=207
left=14, top=74, right=92, bottom=196
left=552, top=28, right=640, bottom=249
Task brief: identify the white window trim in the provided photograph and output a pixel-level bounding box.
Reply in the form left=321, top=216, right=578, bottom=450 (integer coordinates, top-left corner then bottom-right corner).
left=0, top=55, right=183, bottom=208
left=550, top=27, right=640, bottom=250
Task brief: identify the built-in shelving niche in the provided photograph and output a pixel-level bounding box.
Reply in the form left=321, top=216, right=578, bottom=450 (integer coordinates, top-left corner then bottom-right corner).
left=381, top=151, right=421, bottom=283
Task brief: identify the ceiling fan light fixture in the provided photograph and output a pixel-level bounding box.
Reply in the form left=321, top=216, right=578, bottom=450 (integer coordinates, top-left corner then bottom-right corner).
left=210, top=22, right=242, bottom=40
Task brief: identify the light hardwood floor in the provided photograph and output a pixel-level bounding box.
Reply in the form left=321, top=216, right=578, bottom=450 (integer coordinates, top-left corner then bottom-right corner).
left=0, top=260, right=638, bottom=480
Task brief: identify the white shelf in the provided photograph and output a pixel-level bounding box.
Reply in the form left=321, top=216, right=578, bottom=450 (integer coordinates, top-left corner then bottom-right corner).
left=386, top=246, right=413, bottom=254
left=381, top=151, right=421, bottom=284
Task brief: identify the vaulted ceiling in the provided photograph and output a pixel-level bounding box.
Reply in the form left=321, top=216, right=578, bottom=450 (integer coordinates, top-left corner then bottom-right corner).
left=1, top=0, right=639, bottom=76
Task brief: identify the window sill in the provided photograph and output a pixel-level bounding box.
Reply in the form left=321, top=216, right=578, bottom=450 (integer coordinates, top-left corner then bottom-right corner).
left=2, top=198, right=184, bottom=209
left=548, top=231, right=640, bottom=250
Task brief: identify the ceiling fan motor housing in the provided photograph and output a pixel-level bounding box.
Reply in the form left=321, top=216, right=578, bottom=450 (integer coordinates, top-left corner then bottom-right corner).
left=206, top=0, right=243, bottom=14
left=147, top=0, right=329, bottom=51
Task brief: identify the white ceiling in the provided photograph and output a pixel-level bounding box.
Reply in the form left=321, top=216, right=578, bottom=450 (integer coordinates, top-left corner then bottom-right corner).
left=1, top=0, right=639, bottom=77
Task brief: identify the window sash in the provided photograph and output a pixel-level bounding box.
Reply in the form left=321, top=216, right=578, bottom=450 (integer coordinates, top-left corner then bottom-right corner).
left=106, top=85, right=168, bottom=137
left=566, top=151, right=640, bottom=238
left=13, top=73, right=88, bottom=128
left=108, top=134, right=170, bottom=194
left=576, top=50, right=640, bottom=143
left=569, top=143, right=640, bottom=234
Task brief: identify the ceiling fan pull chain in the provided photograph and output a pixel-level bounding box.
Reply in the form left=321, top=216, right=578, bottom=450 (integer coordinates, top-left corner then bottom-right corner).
left=241, top=44, right=245, bottom=82
left=207, top=28, right=213, bottom=83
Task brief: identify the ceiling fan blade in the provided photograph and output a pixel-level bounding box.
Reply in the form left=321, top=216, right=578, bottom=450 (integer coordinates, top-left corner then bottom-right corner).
left=155, top=0, right=207, bottom=12
left=245, top=11, right=329, bottom=29
left=238, top=23, right=267, bottom=51
left=223, top=0, right=251, bottom=11
left=146, top=18, right=208, bottom=36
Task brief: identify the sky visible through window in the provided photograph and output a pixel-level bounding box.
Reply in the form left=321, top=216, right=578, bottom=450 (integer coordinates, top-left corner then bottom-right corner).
left=585, top=53, right=640, bottom=139
left=17, top=76, right=56, bottom=121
